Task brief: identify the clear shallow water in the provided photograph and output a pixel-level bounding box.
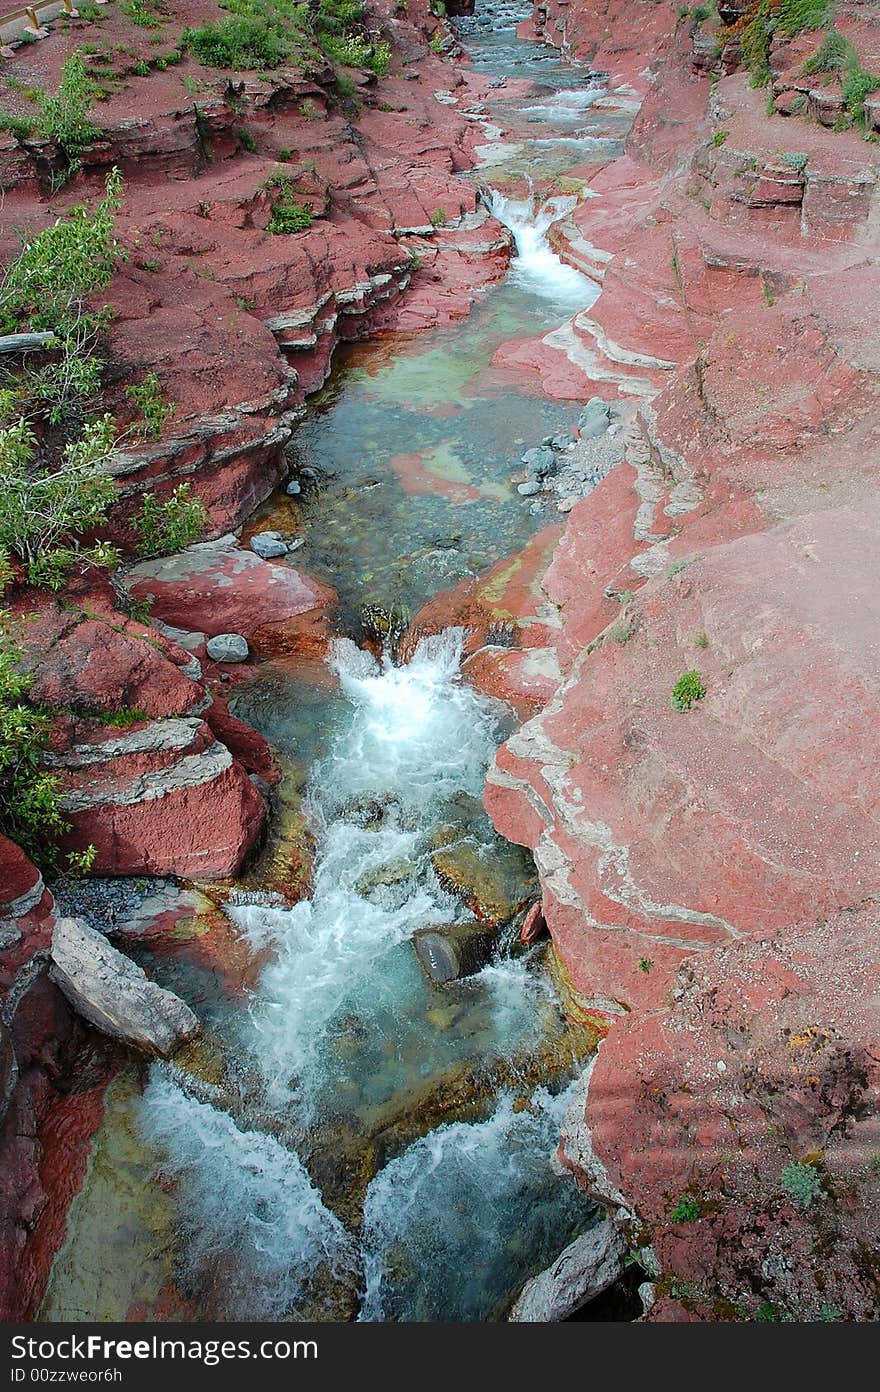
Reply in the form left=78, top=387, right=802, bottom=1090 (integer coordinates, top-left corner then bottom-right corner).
left=42, top=3, right=621, bottom=1325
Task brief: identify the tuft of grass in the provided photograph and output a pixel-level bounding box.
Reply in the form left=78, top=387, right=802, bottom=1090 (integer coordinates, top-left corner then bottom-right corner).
left=694, top=630, right=709, bottom=648
left=100, top=707, right=149, bottom=728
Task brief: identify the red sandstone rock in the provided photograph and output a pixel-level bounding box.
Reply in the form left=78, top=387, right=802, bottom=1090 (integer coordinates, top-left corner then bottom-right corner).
left=560, top=911, right=880, bottom=1320
left=127, top=536, right=336, bottom=656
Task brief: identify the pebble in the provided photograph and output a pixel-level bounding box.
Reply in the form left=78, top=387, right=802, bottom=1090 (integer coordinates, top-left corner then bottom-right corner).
left=285, top=480, right=302, bottom=496
left=300, top=467, right=318, bottom=479
left=518, top=480, right=542, bottom=497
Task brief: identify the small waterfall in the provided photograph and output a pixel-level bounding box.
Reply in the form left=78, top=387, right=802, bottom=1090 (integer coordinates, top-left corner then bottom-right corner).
left=359, top=1079, right=592, bottom=1322
left=228, top=629, right=520, bottom=1118
left=486, top=184, right=598, bottom=311
left=138, top=1067, right=357, bottom=1319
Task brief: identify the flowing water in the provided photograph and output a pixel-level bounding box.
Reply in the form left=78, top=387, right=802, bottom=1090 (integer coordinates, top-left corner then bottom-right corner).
left=41, top=2, right=633, bottom=1324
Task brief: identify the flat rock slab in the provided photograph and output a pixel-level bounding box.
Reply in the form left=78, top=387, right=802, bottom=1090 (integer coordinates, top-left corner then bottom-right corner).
left=50, top=917, right=200, bottom=1057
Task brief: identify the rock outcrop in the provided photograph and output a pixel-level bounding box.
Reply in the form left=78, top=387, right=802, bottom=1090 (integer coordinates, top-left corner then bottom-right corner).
left=481, top=0, right=880, bottom=1321
left=49, top=917, right=199, bottom=1057
left=509, top=1218, right=627, bottom=1322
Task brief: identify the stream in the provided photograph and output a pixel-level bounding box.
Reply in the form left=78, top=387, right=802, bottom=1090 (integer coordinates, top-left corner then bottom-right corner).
left=42, top=2, right=629, bottom=1324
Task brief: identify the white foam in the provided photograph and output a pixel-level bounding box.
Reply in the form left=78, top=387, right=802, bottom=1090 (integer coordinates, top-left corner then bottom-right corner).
left=487, top=186, right=600, bottom=311
left=139, top=1067, right=357, bottom=1318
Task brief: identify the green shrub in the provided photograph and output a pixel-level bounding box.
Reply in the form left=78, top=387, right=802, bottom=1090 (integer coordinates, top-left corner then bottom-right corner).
left=780, top=1161, right=824, bottom=1209
left=268, top=200, right=313, bottom=233
left=670, top=669, right=706, bottom=711
left=0, top=415, right=118, bottom=588
left=183, top=15, right=290, bottom=69
left=802, top=27, right=854, bottom=74
left=120, top=0, right=164, bottom=28
left=429, top=207, right=448, bottom=227
left=709, top=127, right=729, bottom=146
left=843, top=67, right=880, bottom=125
left=134, top=482, right=208, bottom=557
left=124, top=372, right=175, bottom=439
left=0, top=112, right=37, bottom=141
left=38, top=50, right=101, bottom=175
left=237, top=125, right=258, bottom=151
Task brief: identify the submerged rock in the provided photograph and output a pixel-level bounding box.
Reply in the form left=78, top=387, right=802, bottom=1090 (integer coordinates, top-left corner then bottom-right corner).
left=508, top=1219, right=627, bottom=1321
left=50, top=917, right=200, bottom=1057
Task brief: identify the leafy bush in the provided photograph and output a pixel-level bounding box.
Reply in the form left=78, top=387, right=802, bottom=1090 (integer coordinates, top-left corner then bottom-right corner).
left=38, top=51, right=101, bottom=176
left=780, top=1161, right=824, bottom=1209
left=134, top=483, right=208, bottom=557
left=0, top=613, right=68, bottom=861
left=120, top=0, right=164, bottom=27
left=183, top=15, right=290, bottom=69
left=268, top=201, right=313, bottom=233
left=670, top=669, right=706, bottom=711
left=0, top=415, right=118, bottom=588
left=125, top=372, right=175, bottom=439
left=238, top=125, right=258, bottom=151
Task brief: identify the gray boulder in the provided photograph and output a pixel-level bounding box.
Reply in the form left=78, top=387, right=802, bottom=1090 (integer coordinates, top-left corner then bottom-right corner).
left=206, top=633, right=249, bottom=663
left=509, top=1219, right=627, bottom=1322
left=250, top=532, right=288, bottom=559
left=50, top=917, right=200, bottom=1057
left=577, top=398, right=613, bottom=440
left=517, top=480, right=542, bottom=497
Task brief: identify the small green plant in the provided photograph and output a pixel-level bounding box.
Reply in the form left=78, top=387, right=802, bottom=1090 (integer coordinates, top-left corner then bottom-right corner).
left=429, top=31, right=445, bottom=54
left=638, top=957, right=654, bottom=974
left=267, top=203, right=313, bottom=233
left=776, top=0, right=831, bottom=37
left=0, top=112, right=37, bottom=141
left=669, top=1195, right=703, bottom=1223
left=780, top=1160, right=824, bottom=1209
left=694, top=630, right=709, bottom=648
left=127, top=596, right=153, bottom=624
left=133, top=60, right=151, bottom=76
left=781, top=149, right=808, bottom=171
left=234, top=294, right=256, bottom=311
left=709, top=127, right=729, bottom=146
left=237, top=125, right=258, bottom=151
left=64, top=842, right=98, bottom=876
left=138, top=257, right=161, bottom=272
left=691, top=3, right=713, bottom=21
left=120, top=0, right=164, bottom=28
left=124, top=372, right=175, bottom=439
left=762, top=281, right=775, bottom=306
left=670, top=670, right=706, bottom=711
left=100, top=706, right=149, bottom=727
left=133, top=482, right=208, bottom=557
left=429, top=207, right=448, bottom=228
left=298, top=98, right=319, bottom=121
left=609, top=622, right=632, bottom=644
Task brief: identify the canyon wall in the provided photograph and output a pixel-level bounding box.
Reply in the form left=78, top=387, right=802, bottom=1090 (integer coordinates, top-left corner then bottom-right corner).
left=485, top=0, right=880, bottom=1319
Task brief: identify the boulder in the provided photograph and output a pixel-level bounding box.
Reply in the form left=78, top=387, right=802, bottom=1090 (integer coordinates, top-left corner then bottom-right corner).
left=517, top=480, right=542, bottom=497
left=412, top=920, right=499, bottom=986
left=206, top=633, right=250, bottom=663
left=509, top=1219, right=627, bottom=1321
left=250, top=532, right=289, bottom=559
left=49, top=917, right=200, bottom=1057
